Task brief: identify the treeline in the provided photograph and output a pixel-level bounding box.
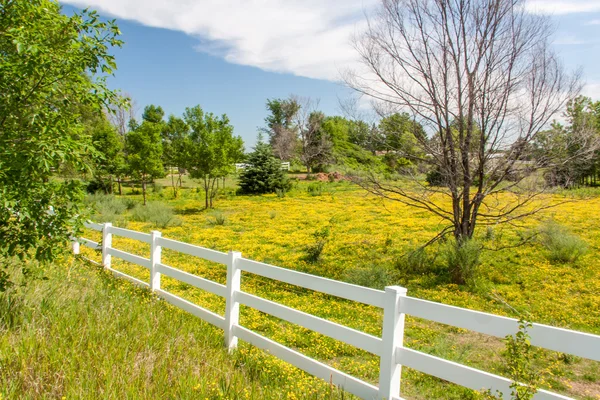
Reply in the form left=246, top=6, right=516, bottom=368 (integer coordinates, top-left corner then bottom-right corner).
left=86, top=104, right=244, bottom=208
left=83, top=95, right=431, bottom=203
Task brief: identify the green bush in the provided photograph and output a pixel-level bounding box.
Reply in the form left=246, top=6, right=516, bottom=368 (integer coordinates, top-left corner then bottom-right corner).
left=86, top=193, right=127, bottom=224
left=303, top=227, right=330, bottom=263
left=440, top=238, right=481, bottom=285
left=307, top=182, right=323, bottom=196
left=130, top=202, right=182, bottom=229
left=538, top=221, right=588, bottom=263
left=397, top=246, right=431, bottom=274
left=208, top=212, right=226, bottom=226
left=344, top=264, right=393, bottom=289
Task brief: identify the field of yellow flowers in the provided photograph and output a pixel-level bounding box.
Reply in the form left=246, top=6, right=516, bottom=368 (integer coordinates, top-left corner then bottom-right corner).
left=80, top=180, right=600, bottom=399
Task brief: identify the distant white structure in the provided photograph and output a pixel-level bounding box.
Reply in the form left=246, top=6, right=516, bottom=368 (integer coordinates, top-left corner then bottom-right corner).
left=235, top=162, right=290, bottom=171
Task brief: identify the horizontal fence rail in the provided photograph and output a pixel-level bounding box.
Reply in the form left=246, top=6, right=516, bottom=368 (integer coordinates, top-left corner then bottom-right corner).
left=74, top=222, right=600, bottom=400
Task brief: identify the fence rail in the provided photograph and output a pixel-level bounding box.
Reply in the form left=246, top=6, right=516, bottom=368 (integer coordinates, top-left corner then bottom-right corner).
left=75, top=222, right=600, bottom=400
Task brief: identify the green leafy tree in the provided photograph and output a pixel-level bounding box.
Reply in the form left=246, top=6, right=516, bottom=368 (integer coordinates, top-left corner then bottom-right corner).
left=239, top=139, right=290, bottom=194
left=263, top=98, right=300, bottom=160
left=321, top=116, right=383, bottom=171
left=0, top=0, right=123, bottom=290
left=91, top=117, right=125, bottom=194
left=126, top=107, right=164, bottom=205
left=182, top=105, right=244, bottom=209
left=162, top=115, right=189, bottom=196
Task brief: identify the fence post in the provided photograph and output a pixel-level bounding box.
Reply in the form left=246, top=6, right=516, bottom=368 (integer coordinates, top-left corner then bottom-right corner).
left=102, top=222, right=112, bottom=269
left=72, top=239, right=80, bottom=255
left=379, top=285, right=407, bottom=399
left=150, top=230, right=162, bottom=291
left=225, top=250, right=242, bottom=352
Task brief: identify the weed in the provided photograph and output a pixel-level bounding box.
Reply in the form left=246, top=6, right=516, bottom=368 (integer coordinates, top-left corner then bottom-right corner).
left=440, top=238, right=481, bottom=286
left=304, top=227, right=330, bottom=263
left=307, top=182, right=323, bottom=196
left=131, top=202, right=182, bottom=229
left=538, top=221, right=588, bottom=263
left=208, top=212, right=227, bottom=226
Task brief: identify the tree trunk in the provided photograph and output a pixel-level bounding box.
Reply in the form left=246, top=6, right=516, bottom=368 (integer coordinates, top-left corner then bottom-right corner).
left=171, top=167, right=177, bottom=197
left=204, top=176, right=209, bottom=209
left=142, top=178, right=147, bottom=205
left=117, top=178, right=122, bottom=196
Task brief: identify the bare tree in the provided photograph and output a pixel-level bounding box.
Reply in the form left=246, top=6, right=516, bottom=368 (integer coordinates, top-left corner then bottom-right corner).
left=346, top=0, right=592, bottom=243
left=294, top=96, right=333, bottom=172
left=106, top=93, right=137, bottom=136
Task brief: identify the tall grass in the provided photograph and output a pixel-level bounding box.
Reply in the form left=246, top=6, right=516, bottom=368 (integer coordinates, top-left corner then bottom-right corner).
left=0, top=258, right=348, bottom=399
left=538, top=221, right=588, bottom=264
left=130, top=201, right=182, bottom=229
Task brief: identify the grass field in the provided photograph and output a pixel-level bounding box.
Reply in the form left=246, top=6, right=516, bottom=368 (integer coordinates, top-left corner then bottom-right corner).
left=5, top=176, right=600, bottom=399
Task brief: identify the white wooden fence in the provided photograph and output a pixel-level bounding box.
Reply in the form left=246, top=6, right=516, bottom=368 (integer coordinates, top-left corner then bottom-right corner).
left=73, top=222, right=600, bottom=400
left=235, top=162, right=290, bottom=171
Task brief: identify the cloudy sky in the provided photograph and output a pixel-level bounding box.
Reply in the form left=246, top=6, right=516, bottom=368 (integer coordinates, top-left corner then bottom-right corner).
left=61, top=0, right=600, bottom=146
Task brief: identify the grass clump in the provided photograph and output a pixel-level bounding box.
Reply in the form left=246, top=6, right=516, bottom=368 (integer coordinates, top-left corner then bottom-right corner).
left=440, top=238, right=481, bottom=286
left=538, top=221, right=588, bottom=264
left=208, top=211, right=227, bottom=226
left=306, top=182, right=323, bottom=196
left=131, top=201, right=182, bottom=229
left=303, top=226, right=330, bottom=263
left=85, top=193, right=128, bottom=224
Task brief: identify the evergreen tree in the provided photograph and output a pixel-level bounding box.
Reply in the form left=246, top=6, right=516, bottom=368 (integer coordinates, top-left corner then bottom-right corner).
left=239, top=140, right=290, bottom=194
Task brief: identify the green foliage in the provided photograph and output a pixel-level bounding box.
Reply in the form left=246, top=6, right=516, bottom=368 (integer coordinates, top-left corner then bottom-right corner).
left=303, top=227, right=330, bottom=263
left=504, top=319, right=540, bottom=400
left=396, top=246, right=432, bottom=275
left=130, top=202, right=182, bottom=229
left=85, top=193, right=129, bottom=225
left=126, top=110, right=164, bottom=204
left=344, top=263, right=393, bottom=289
left=208, top=212, right=227, bottom=226
left=307, top=182, right=324, bottom=196
left=239, top=141, right=290, bottom=194
left=378, top=113, right=425, bottom=157
left=321, top=116, right=385, bottom=171
left=538, top=221, right=588, bottom=263
left=426, top=168, right=446, bottom=186
left=152, top=182, right=164, bottom=193
left=91, top=116, right=125, bottom=193
left=440, top=238, right=481, bottom=285
left=182, top=105, right=244, bottom=208
left=0, top=0, right=123, bottom=289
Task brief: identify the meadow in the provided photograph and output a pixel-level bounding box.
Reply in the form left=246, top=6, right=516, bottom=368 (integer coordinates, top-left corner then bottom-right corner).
left=6, top=177, right=599, bottom=399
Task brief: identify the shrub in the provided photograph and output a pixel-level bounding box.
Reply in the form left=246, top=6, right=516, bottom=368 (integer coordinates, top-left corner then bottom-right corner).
left=152, top=182, right=164, bottom=193
left=426, top=168, right=446, bottom=186
left=86, top=193, right=127, bottom=224
left=86, top=178, right=112, bottom=194
left=239, top=142, right=291, bottom=194
left=208, top=212, right=226, bottom=226
left=303, top=227, right=330, bottom=263
left=130, top=201, right=182, bottom=229
left=344, top=264, right=393, bottom=289
left=440, top=238, right=481, bottom=285
left=538, top=221, right=588, bottom=263
left=397, top=247, right=429, bottom=274
left=307, top=182, right=323, bottom=196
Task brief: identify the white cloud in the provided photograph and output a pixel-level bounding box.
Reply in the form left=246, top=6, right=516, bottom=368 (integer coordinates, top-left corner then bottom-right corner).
left=525, top=1, right=600, bottom=15
left=61, top=0, right=376, bottom=81
left=582, top=81, right=600, bottom=99
left=585, top=19, right=600, bottom=25
left=553, top=35, right=587, bottom=45
left=61, top=0, right=600, bottom=83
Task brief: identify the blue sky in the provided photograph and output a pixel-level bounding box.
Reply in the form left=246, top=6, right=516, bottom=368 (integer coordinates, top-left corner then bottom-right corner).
left=61, top=1, right=600, bottom=148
